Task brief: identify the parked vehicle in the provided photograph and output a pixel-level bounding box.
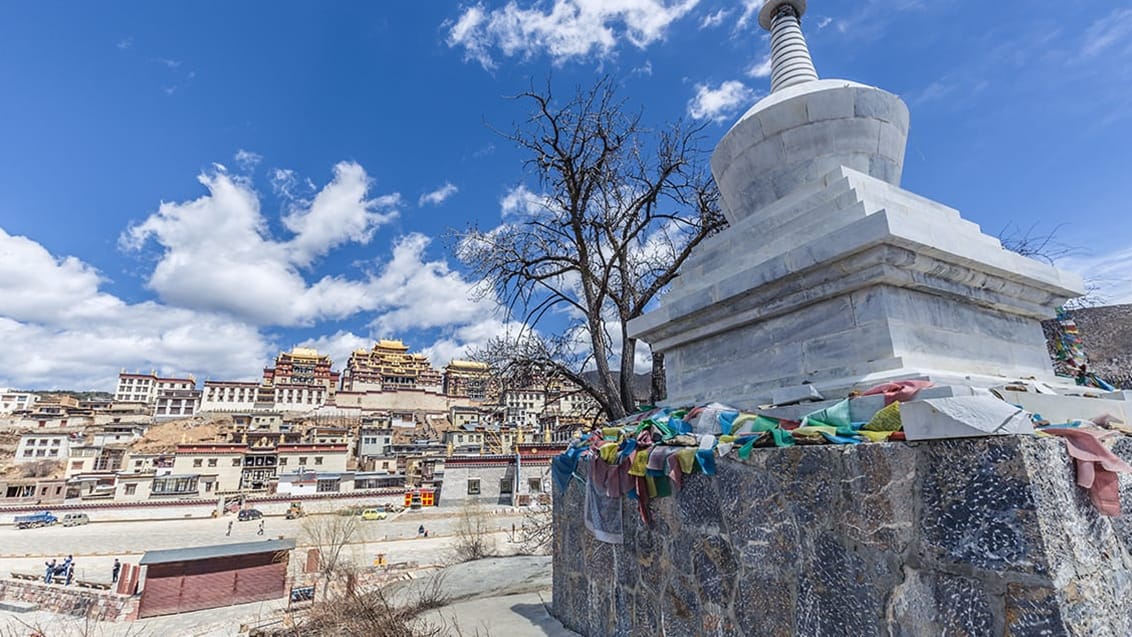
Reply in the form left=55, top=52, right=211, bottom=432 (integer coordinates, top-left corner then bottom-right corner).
left=284, top=501, right=305, bottom=520
left=61, top=513, right=89, bottom=527
left=238, top=508, right=263, bottom=521
left=360, top=508, right=387, bottom=521
left=14, top=512, right=57, bottom=529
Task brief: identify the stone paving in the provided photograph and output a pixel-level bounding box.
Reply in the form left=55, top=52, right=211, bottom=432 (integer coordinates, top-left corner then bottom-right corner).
left=0, top=553, right=571, bottom=637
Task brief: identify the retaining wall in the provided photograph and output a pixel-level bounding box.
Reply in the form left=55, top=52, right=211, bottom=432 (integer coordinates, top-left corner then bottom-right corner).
left=552, top=436, right=1132, bottom=636
left=0, top=579, right=138, bottom=622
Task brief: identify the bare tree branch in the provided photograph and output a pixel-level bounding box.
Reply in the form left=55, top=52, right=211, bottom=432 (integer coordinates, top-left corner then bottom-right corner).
left=451, top=76, right=727, bottom=420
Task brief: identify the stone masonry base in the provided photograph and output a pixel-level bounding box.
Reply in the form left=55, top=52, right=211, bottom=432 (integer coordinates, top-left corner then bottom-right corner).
left=0, top=579, right=138, bottom=622
left=551, top=436, right=1132, bottom=636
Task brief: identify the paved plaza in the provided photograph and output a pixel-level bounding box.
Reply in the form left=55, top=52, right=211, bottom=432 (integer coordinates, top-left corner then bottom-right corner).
left=0, top=508, right=563, bottom=636
left=0, top=507, right=527, bottom=585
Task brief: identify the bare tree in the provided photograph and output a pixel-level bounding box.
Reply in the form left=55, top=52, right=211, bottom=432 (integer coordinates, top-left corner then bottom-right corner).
left=451, top=503, right=496, bottom=563
left=509, top=494, right=553, bottom=556
left=998, top=222, right=1108, bottom=308
left=455, top=76, right=726, bottom=421
left=301, top=511, right=362, bottom=602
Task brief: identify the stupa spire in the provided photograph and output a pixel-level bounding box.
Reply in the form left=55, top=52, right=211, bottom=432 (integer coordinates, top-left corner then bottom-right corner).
left=759, top=0, right=819, bottom=92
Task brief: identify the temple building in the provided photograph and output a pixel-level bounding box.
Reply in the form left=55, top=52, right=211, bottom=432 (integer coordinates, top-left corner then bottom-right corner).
left=199, top=380, right=259, bottom=412
left=443, top=360, right=495, bottom=400
left=112, top=371, right=200, bottom=420
left=262, top=347, right=339, bottom=394
left=340, top=339, right=443, bottom=393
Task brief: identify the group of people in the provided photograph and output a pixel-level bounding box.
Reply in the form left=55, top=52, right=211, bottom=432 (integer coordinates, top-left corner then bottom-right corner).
left=43, top=555, right=74, bottom=585
left=43, top=556, right=122, bottom=586
left=225, top=520, right=266, bottom=536
left=417, top=524, right=429, bottom=538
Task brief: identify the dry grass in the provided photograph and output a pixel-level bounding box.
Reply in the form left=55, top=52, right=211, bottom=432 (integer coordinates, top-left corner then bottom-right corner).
left=130, top=418, right=223, bottom=453
left=270, top=572, right=453, bottom=637
left=452, top=503, right=496, bottom=563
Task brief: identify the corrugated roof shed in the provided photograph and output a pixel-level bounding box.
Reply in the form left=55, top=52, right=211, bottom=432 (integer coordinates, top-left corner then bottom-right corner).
left=139, top=538, right=295, bottom=565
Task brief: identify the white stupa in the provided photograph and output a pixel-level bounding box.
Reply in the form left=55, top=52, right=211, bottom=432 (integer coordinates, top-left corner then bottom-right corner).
left=628, top=0, right=1084, bottom=408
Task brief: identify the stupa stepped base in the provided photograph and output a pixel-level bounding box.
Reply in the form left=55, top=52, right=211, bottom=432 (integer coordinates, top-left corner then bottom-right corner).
left=629, top=166, right=1083, bottom=407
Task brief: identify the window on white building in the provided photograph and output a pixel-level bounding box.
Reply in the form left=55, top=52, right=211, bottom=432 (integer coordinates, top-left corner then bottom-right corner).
left=467, top=479, right=481, bottom=495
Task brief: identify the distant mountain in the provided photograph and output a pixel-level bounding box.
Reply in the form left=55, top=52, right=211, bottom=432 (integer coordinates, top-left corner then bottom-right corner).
left=579, top=370, right=654, bottom=403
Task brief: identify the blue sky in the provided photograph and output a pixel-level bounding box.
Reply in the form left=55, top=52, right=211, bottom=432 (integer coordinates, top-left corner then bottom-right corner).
left=1, top=1, right=1129, bottom=390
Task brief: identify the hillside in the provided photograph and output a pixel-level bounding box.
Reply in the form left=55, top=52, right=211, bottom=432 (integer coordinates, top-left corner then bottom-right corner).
left=1043, top=303, right=1132, bottom=388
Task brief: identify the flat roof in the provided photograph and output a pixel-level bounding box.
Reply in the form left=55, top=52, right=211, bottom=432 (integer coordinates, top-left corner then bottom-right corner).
left=139, top=538, right=296, bottom=565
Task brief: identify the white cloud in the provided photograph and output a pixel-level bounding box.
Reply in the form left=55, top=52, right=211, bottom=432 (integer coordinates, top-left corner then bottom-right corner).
left=632, top=60, right=653, bottom=76
left=1059, top=244, right=1132, bottom=306
left=0, top=227, right=270, bottom=389
left=297, top=331, right=373, bottom=371
left=116, top=37, right=132, bottom=50
left=157, top=58, right=182, bottom=69
left=687, top=80, right=759, bottom=122
left=419, top=318, right=531, bottom=369
left=746, top=54, right=772, bottom=79
left=418, top=182, right=459, bottom=207
left=122, top=162, right=400, bottom=325
left=736, top=0, right=760, bottom=30
left=817, top=16, right=833, bottom=29
left=282, top=162, right=400, bottom=267
left=234, top=149, right=262, bottom=171
left=365, top=234, right=501, bottom=335
left=1082, top=8, right=1132, bottom=57
left=910, top=80, right=956, bottom=105
left=699, top=9, right=728, bottom=29
left=446, top=0, right=701, bottom=69
left=2, top=159, right=517, bottom=389
left=500, top=184, right=551, bottom=219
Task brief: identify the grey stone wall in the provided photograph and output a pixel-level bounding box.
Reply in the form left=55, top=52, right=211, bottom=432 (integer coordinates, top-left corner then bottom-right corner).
left=0, top=579, right=138, bottom=621
left=440, top=463, right=550, bottom=507
left=552, top=437, right=1132, bottom=636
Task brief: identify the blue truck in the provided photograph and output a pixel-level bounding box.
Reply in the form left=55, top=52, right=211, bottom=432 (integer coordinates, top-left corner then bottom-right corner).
left=14, top=511, right=57, bottom=529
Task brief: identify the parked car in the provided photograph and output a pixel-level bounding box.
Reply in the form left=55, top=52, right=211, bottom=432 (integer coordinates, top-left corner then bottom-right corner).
left=360, top=508, right=387, bottom=521
left=14, top=511, right=57, bottom=529
left=61, top=513, right=89, bottom=527
left=238, top=508, right=263, bottom=521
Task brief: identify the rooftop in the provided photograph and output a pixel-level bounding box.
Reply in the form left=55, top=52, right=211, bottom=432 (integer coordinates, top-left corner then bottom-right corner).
left=139, top=538, right=296, bottom=565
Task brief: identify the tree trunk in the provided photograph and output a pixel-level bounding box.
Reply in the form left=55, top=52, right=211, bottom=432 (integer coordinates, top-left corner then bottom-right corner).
left=619, top=336, right=638, bottom=415
left=649, top=351, right=666, bottom=405
left=588, top=314, right=626, bottom=420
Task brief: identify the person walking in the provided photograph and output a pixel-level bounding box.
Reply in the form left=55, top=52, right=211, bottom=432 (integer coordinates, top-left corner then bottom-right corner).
left=112, top=559, right=121, bottom=584
left=418, top=524, right=425, bottom=536
left=44, top=559, right=56, bottom=584
left=227, top=520, right=233, bottom=536
left=65, top=560, right=75, bottom=586
left=257, top=520, right=264, bottom=536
